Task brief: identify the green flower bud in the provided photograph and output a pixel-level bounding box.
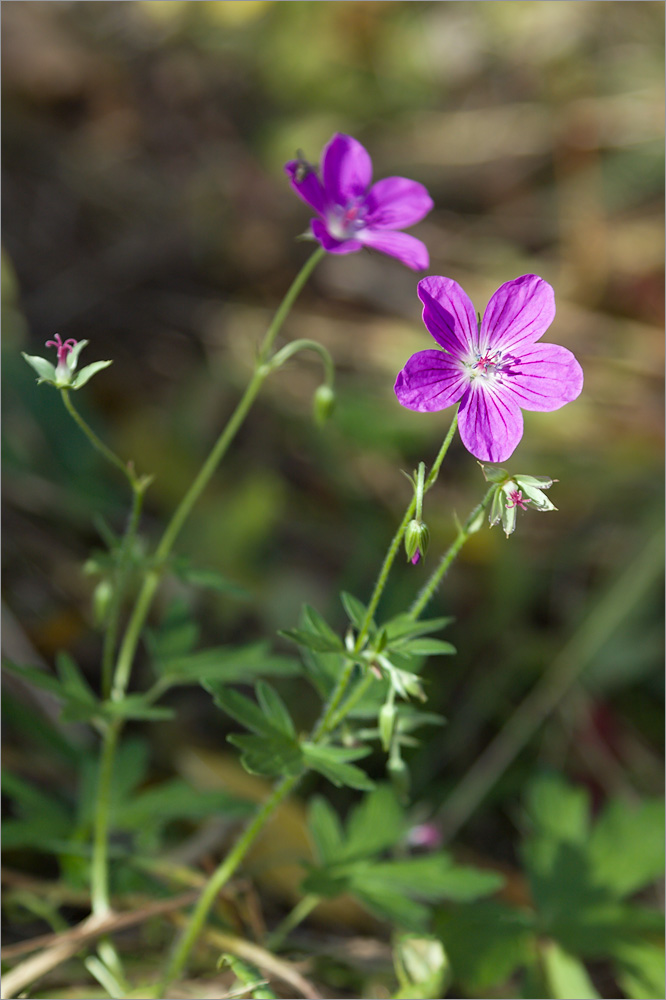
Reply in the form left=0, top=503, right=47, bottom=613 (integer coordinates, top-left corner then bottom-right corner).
left=379, top=700, right=397, bottom=752
left=92, top=579, right=114, bottom=627
left=405, top=519, right=429, bottom=564
left=313, top=384, right=335, bottom=425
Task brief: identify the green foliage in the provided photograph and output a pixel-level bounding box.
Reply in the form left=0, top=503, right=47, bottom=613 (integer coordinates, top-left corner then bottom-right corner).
left=207, top=680, right=374, bottom=789
left=437, top=774, right=665, bottom=997
left=437, top=901, right=535, bottom=992
left=302, top=787, right=503, bottom=931
left=148, top=600, right=301, bottom=686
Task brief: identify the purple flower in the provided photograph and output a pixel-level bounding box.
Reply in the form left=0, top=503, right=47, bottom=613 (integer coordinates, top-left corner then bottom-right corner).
left=285, top=133, right=433, bottom=271
left=394, top=275, right=584, bottom=463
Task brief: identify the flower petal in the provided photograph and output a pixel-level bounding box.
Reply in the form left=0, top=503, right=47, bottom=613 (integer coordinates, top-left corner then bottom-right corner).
left=284, top=160, right=327, bottom=214
left=394, top=350, right=467, bottom=412
left=417, top=276, right=478, bottom=356
left=458, top=383, right=524, bottom=462
left=481, top=274, right=555, bottom=353
left=364, top=177, right=433, bottom=230
left=311, top=219, right=362, bottom=255
left=322, top=133, right=372, bottom=205
left=504, top=343, right=584, bottom=411
left=358, top=229, right=429, bottom=270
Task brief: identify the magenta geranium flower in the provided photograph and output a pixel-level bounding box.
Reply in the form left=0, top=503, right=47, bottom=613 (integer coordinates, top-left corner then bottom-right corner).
left=394, top=274, right=584, bottom=462
left=285, top=133, right=433, bottom=271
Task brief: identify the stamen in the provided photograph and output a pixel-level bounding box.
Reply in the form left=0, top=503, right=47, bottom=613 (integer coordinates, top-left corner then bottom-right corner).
left=46, top=334, right=78, bottom=367
left=505, top=489, right=531, bottom=511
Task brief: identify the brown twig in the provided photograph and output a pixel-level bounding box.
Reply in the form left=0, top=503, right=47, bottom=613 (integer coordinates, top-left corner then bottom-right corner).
left=1, top=891, right=198, bottom=999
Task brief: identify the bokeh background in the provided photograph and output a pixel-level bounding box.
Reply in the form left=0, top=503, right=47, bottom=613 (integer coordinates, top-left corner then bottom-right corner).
left=2, top=1, right=664, bottom=995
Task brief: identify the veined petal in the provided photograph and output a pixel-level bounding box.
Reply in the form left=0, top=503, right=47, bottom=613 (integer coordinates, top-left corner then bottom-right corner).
left=394, top=350, right=467, bottom=412
left=481, top=274, right=555, bottom=353
left=458, top=382, right=524, bottom=463
left=284, top=160, right=327, bottom=215
left=505, top=343, right=584, bottom=411
left=311, top=219, right=362, bottom=255
left=358, top=229, right=429, bottom=270
left=322, top=133, right=372, bottom=205
left=417, top=276, right=478, bottom=356
left=364, top=177, right=433, bottom=230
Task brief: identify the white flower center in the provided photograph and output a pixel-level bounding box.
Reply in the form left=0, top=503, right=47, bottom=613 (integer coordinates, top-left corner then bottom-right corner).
left=327, top=199, right=367, bottom=240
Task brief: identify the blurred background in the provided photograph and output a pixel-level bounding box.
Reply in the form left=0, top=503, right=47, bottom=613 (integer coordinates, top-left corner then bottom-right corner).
left=2, top=1, right=664, bottom=995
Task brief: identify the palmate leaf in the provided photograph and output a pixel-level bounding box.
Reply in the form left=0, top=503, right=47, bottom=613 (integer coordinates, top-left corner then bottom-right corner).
left=115, top=779, right=253, bottom=830
left=340, top=591, right=370, bottom=631
left=280, top=603, right=345, bottom=655
left=2, top=769, right=73, bottom=851
left=382, top=615, right=454, bottom=642
left=542, top=941, right=601, bottom=1000
left=307, top=797, right=345, bottom=865
left=170, top=557, right=249, bottom=599
left=255, top=681, right=295, bottom=737
left=302, top=785, right=503, bottom=932
left=614, top=940, right=666, bottom=1000
left=157, top=641, right=301, bottom=685
left=278, top=628, right=343, bottom=653
left=205, top=683, right=279, bottom=737
left=354, top=882, right=432, bottom=930
left=586, top=797, right=665, bottom=898
left=228, top=734, right=304, bottom=778
left=301, top=743, right=375, bottom=791
left=436, top=900, right=535, bottom=992
left=4, top=657, right=102, bottom=723
left=341, top=783, right=405, bottom=861
left=397, top=638, right=456, bottom=657
left=354, top=855, right=503, bottom=904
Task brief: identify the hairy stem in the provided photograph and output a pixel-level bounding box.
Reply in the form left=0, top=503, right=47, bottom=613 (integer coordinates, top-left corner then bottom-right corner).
left=409, top=485, right=494, bottom=619
left=355, top=409, right=459, bottom=647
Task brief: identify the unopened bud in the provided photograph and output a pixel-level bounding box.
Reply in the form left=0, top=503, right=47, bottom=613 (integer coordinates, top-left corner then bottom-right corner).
left=379, top=701, right=397, bottom=752
left=92, top=579, right=114, bottom=627
left=313, top=384, right=335, bottom=425
left=405, top=519, right=429, bottom=564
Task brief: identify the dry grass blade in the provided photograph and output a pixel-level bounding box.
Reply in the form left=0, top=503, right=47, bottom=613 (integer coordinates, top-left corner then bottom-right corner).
left=1, top=891, right=198, bottom=999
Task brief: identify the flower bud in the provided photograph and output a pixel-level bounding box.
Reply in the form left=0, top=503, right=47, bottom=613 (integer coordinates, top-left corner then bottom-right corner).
left=313, top=384, right=335, bottom=425
left=92, top=579, right=114, bottom=627
left=379, top=700, right=397, bottom=752
left=405, top=519, right=429, bottom=564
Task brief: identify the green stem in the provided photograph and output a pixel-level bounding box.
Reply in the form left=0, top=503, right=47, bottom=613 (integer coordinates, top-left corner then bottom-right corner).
left=355, top=408, right=459, bottom=648
left=90, top=720, right=121, bottom=918
left=60, top=389, right=137, bottom=488
left=311, top=657, right=358, bottom=741
left=152, top=412, right=461, bottom=995
left=267, top=337, right=334, bottom=388
left=409, top=486, right=494, bottom=620
left=101, top=485, right=145, bottom=699
left=327, top=670, right=374, bottom=733
left=111, top=247, right=325, bottom=703
left=265, top=894, right=321, bottom=952
left=155, top=775, right=301, bottom=998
